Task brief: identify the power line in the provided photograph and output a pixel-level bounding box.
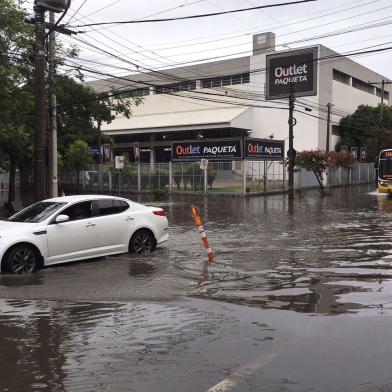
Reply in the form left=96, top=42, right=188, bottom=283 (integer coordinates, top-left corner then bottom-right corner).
left=132, top=0, right=207, bottom=22
left=66, top=31, right=392, bottom=86
left=103, top=3, right=390, bottom=61
left=6, top=37, right=391, bottom=123
left=79, top=0, right=377, bottom=48
left=66, top=0, right=87, bottom=25
left=69, top=0, right=317, bottom=27
left=61, top=0, right=389, bottom=84
left=65, top=14, right=392, bottom=78
left=56, top=42, right=392, bottom=117
left=70, top=0, right=124, bottom=24
left=70, top=0, right=206, bottom=28
left=130, top=0, right=379, bottom=54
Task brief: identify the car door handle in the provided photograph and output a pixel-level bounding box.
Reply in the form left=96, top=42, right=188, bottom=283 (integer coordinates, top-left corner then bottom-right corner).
left=125, top=216, right=134, bottom=221
left=85, top=222, right=96, bottom=227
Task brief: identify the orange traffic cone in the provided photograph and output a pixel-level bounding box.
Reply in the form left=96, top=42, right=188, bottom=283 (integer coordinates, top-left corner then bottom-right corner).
left=190, top=205, right=214, bottom=262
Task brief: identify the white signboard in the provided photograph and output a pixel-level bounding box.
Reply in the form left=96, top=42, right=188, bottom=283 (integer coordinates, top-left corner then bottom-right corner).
left=115, top=155, right=124, bottom=169
left=200, top=159, right=209, bottom=170
left=133, top=142, right=140, bottom=161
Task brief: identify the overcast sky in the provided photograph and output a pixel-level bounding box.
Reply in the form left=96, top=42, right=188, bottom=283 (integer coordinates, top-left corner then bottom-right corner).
left=24, top=0, right=392, bottom=81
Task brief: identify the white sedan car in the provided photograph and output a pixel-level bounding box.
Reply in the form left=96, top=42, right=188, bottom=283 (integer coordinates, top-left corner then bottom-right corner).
left=0, top=195, right=169, bottom=274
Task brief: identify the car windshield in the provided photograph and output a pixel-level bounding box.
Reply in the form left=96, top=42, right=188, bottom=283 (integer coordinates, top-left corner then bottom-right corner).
left=379, top=159, right=392, bottom=180
left=8, top=202, right=66, bottom=223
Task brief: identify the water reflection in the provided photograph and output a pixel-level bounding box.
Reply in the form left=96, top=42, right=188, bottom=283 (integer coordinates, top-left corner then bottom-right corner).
left=0, top=270, right=45, bottom=287
left=1, top=185, right=392, bottom=314
left=128, top=261, right=156, bottom=276
left=0, top=299, right=235, bottom=392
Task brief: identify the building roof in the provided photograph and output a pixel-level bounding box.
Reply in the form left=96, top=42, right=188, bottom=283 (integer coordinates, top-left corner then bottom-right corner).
left=87, top=56, right=251, bottom=93
left=102, top=106, right=251, bottom=135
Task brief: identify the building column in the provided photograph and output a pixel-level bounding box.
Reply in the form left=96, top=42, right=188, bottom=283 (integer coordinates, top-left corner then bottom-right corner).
left=150, top=134, right=155, bottom=171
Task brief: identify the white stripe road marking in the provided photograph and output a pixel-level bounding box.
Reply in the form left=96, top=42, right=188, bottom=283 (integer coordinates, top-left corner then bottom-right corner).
left=207, top=351, right=280, bottom=392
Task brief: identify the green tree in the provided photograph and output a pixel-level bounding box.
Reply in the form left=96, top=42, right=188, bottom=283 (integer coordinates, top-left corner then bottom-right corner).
left=295, top=150, right=358, bottom=196
left=0, top=1, right=141, bottom=203
left=0, top=125, right=30, bottom=206
left=64, top=139, right=91, bottom=192
left=338, top=104, right=392, bottom=160
left=0, top=0, right=34, bottom=205
left=55, top=74, right=141, bottom=157
left=295, top=149, right=329, bottom=195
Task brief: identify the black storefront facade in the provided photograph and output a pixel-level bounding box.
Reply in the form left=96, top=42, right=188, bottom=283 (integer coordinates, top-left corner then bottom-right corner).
left=103, top=127, right=286, bottom=194
left=110, top=125, right=284, bottom=165
left=111, top=127, right=251, bottom=164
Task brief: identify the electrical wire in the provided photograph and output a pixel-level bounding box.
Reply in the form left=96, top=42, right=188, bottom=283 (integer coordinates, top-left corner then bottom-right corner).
left=56, top=41, right=392, bottom=120
left=69, top=0, right=124, bottom=24
left=60, top=0, right=390, bottom=89
left=65, top=13, right=392, bottom=78
left=69, top=0, right=317, bottom=28
left=65, top=0, right=87, bottom=25
left=78, top=0, right=378, bottom=48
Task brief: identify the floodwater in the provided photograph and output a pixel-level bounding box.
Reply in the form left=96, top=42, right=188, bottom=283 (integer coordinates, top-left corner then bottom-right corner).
left=1, top=185, right=392, bottom=391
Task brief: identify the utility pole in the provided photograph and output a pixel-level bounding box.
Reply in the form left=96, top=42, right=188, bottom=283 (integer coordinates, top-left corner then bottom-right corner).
left=48, top=11, right=58, bottom=197
left=379, top=80, right=385, bottom=151
left=288, top=94, right=296, bottom=200
left=326, top=102, right=333, bottom=152
left=33, top=3, right=47, bottom=202
left=97, top=118, right=104, bottom=193
left=30, top=0, right=74, bottom=201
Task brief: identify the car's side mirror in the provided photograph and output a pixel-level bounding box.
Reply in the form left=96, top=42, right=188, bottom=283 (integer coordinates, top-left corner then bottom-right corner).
left=55, top=214, right=69, bottom=223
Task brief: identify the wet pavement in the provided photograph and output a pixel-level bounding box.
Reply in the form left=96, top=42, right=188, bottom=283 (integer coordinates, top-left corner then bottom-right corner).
left=1, top=185, right=392, bottom=391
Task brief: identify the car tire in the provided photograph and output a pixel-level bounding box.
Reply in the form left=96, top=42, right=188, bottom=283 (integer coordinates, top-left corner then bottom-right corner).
left=129, top=230, right=156, bottom=254
left=4, top=244, right=39, bottom=274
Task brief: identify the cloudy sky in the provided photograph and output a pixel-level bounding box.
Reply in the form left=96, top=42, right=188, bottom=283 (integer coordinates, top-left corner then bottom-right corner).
left=24, top=0, right=392, bottom=81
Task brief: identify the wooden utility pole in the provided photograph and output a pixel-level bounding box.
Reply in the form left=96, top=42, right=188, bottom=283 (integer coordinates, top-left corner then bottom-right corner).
left=48, top=11, right=58, bottom=197
left=97, top=118, right=104, bottom=193
left=33, top=4, right=47, bottom=202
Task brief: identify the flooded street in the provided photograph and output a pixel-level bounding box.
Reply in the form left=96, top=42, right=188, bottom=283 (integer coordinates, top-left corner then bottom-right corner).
left=1, top=185, right=392, bottom=391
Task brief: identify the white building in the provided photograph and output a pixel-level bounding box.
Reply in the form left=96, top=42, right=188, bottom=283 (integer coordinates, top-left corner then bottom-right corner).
left=89, top=32, right=391, bottom=164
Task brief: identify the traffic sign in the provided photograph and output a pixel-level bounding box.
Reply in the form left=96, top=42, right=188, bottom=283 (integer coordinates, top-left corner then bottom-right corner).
left=115, top=156, right=124, bottom=169
left=200, top=159, right=209, bottom=170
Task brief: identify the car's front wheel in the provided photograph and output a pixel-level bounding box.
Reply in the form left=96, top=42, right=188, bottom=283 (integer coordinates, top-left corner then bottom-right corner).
left=3, top=244, right=39, bottom=274
left=129, top=230, right=156, bottom=254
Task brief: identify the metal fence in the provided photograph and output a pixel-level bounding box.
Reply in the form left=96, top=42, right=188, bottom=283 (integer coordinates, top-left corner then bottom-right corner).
left=0, top=171, right=20, bottom=190
left=60, top=161, right=286, bottom=195
left=59, top=161, right=376, bottom=195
